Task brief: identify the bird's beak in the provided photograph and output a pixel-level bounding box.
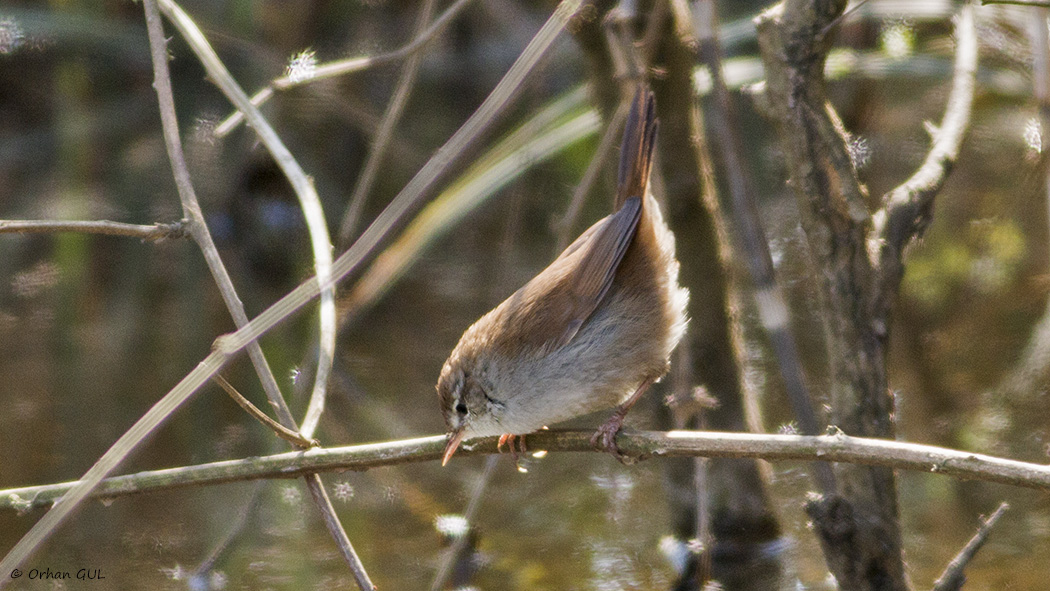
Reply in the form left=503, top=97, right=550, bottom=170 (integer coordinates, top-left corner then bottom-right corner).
left=442, top=428, right=466, bottom=466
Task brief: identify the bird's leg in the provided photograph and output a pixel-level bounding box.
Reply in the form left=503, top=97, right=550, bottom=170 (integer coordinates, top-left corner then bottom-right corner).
left=591, top=377, right=655, bottom=458
left=498, top=433, right=520, bottom=463
left=497, top=433, right=531, bottom=469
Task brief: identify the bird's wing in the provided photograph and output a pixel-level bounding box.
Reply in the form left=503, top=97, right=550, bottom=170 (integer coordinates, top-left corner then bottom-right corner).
left=487, top=85, right=656, bottom=356
left=500, top=196, right=642, bottom=355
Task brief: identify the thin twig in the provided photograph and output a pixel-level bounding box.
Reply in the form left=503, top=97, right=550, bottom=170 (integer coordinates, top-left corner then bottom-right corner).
left=145, top=0, right=298, bottom=428
left=980, top=0, right=1050, bottom=5
left=155, top=0, right=338, bottom=443
left=553, top=97, right=631, bottom=250
left=338, top=0, right=439, bottom=246
left=212, top=375, right=318, bottom=449
left=0, top=219, right=188, bottom=241
left=4, top=431, right=1050, bottom=512
left=873, top=3, right=978, bottom=267
left=931, top=502, right=1009, bottom=591
left=428, top=456, right=498, bottom=591
left=152, top=2, right=366, bottom=587
left=215, top=0, right=475, bottom=137
left=305, top=473, right=376, bottom=591
left=694, top=0, right=835, bottom=495
left=0, top=2, right=581, bottom=582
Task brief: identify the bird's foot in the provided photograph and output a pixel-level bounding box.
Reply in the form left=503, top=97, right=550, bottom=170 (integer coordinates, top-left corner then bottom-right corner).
left=591, top=413, right=638, bottom=464
left=497, top=433, right=528, bottom=467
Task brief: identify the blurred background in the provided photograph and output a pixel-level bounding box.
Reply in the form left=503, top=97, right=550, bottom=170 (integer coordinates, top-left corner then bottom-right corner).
left=1, top=0, right=1049, bottom=589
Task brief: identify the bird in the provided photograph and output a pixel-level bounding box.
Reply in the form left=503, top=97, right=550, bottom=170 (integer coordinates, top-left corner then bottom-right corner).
left=436, top=86, right=688, bottom=465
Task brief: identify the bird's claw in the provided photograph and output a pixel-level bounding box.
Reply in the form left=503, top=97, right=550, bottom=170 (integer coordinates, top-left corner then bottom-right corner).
left=591, top=416, right=637, bottom=464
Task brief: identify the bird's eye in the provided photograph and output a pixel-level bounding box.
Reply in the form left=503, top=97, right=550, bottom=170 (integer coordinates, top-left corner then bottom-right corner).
left=455, top=402, right=468, bottom=415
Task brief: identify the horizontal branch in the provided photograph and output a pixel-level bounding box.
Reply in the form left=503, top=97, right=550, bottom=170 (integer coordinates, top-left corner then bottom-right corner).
left=3, top=430, right=1050, bottom=511
left=0, top=219, right=187, bottom=241
left=981, top=0, right=1050, bottom=5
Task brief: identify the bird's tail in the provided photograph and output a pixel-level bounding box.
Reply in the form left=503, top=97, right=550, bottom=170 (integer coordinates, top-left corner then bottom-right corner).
left=616, top=87, right=658, bottom=209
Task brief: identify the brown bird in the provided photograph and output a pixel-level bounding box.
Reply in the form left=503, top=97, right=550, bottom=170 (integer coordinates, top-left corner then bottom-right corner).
left=437, top=87, right=688, bottom=464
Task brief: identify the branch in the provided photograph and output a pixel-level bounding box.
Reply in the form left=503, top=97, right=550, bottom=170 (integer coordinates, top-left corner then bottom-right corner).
left=0, top=2, right=581, bottom=582
left=0, top=219, right=187, bottom=241
left=147, top=2, right=364, bottom=587
left=4, top=431, right=1050, bottom=512
left=337, top=0, right=439, bottom=245
left=211, top=376, right=317, bottom=450
left=215, top=0, right=476, bottom=137
left=155, top=0, right=338, bottom=443
left=981, top=0, right=1050, bottom=5
left=146, top=2, right=296, bottom=432
left=694, top=0, right=834, bottom=495
left=873, top=4, right=978, bottom=268
left=931, top=502, right=1009, bottom=591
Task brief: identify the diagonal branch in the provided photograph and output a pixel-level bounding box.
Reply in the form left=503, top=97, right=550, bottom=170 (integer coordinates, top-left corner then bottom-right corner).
left=931, top=502, right=1009, bottom=591
left=338, top=0, right=440, bottom=245
left=215, top=0, right=476, bottom=137
left=155, top=0, right=338, bottom=444
left=873, top=4, right=978, bottom=279
left=0, top=2, right=582, bottom=583
left=148, top=1, right=363, bottom=586
left=212, top=376, right=317, bottom=449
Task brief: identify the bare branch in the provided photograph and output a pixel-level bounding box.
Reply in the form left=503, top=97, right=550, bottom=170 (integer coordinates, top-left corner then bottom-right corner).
left=931, top=502, right=1010, bottom=591
left=305, top=473, right=376, bottom=591
left=981, top=0, right=1050, bottom=5
left=338, top=0, right=439, bottom=245
left=215, top=0, right=476, bottom=137
left=694, top=0, right=834, bottom=495
left=553, top=96, right=631, bottom=251
left=873, top=4, right=978, bottom=267
left=212, top=376, right=318, bottom=450
left=149, top=2, right=366, bottom=586
left=0, top=1, right=582, bottom=580
left=141, top=0, right=300, bottom=433
left=0, top=219, right=187, bottom=241
left=3, top=431, right=1049, bottom=512
left=155, top=0, right=339, bottom=442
